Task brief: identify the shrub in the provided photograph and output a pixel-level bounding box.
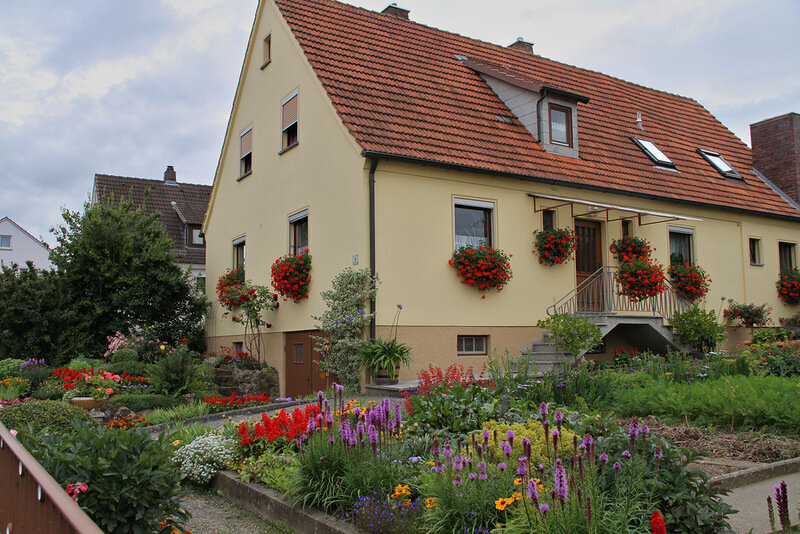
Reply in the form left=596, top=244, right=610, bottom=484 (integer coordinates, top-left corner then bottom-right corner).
left=405, top=377, right=499, bottom=436
left=477, top=419, right=577, bottom=466
left=745, top=340, right=800, bottom=377
left=615, top=257, right=666, bottom=302
left=536, top=314, right=602, bottom=357
left=173, top=433, right=236, bottom=485
left=149, top=346, right=198, bottom=396
left=725, top=302, right=771, bottom=328
left=751, top=327, right=794, bottom=344
left=31, top=376, right=67, bottom=400
left=533, top=227, right=577, bottom=266
left=104, top=360, right=150, bottom=377
left=670, top=306, right=726, bottom=353
left=237, top=452, right=295, bottom=493
left=19, top=359, right=52, bottom=389
left=271, top=250, right=312, bottom=302
left=108, top=393, right=183, bottom=413
left=0, top=400, right=95, bottom=434
left=668, top=262, right=711, bottom=302
left=16, top=423, right=189, bottom=533
left=777, top=268, right=800, bottom=306
left=449, top=245, right=512, bottom=292
left=189, top=363, right=218, bottom=397
left=66, top=357, right=106, bottom=371
left=0, top=358, right=23, bottom=379
left=111, top=348, right=139, bottom=363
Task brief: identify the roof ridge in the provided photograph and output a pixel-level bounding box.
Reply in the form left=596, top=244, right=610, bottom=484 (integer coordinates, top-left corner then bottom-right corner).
left=94, top=173, right=212, bottom=189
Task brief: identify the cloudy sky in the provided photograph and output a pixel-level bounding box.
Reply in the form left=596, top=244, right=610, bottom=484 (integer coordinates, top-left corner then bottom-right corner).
left=1, top=0, right=798, bottom=246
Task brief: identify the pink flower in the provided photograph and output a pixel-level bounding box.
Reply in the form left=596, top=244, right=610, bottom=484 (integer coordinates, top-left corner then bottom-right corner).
left=10, top=429, right=17, bottom=437
left=105, top=388, right=114, bottom=395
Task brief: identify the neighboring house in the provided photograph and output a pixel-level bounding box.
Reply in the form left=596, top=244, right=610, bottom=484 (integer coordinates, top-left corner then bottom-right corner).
left=92, top=166, right=212, bottom=286
left=203, top=0, right=800, bottom=397
left=0, top=217, right=53, bottom=270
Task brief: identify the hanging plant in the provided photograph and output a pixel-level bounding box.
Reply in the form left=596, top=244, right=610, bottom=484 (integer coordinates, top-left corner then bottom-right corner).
left=216, top=268, right=248, bottom=311
left=271, top=250, right=312, bottom=302
left=668, top=262, right=711, bottom=302
left=533, top=227, right=577, bottom=266
left=615, top=257, right=666, bottom=302
left=777, top=268, right=800, bottom=306
left=611, top=235, right=652, bottom=262
left=448, top=245, right=512, bottom=294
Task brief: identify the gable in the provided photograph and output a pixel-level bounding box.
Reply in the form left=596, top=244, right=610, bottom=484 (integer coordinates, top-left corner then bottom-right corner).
left=275, top=0, right=800, bottom=221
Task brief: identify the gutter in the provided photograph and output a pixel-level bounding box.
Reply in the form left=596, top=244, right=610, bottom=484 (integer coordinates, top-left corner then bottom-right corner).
left=360, top=150, right=800, bottom=223
left=368, top=158, right=378, bottom=340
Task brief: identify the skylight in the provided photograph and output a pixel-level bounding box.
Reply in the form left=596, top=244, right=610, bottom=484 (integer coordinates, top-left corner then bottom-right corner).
left=697, top=149, right=742, bottom=179
left=631, top=137, right=675, bottom=168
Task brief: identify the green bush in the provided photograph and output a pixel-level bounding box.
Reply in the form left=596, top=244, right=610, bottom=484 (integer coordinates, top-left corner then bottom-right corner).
left=0, top=377, right=31, bottom=401
left=189, top=363, right=218, bottom=397
left=744, top=341, right=800, bottom=377
left=20, top=363, right=53, bottom=390
left=0, top=400, right=95, bottom=434
left=108, top=393, right=183, bottom=413
left=66, top=358, right=107, bottom=371
left=149, top=346, right=198, bottom=396
left=0, top=358, right=23, bottom=379
left=146, top=402, right=213, bottom=425
left=751, top=327, right=794, bottom=344
left=104, top=361, right=150, bottom=377
left=537, top=314, right=602, bottom=357
left=670, top=305, right=726, bottom=353
left=239, top=452, right=294, bottom=493
left=16, top=423, right=189, bottom=533
left=111, top=348, right=139, bottom=363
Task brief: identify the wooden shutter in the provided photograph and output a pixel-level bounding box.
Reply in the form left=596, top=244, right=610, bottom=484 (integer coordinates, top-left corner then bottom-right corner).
left=282, top=95, right=298, bottom=129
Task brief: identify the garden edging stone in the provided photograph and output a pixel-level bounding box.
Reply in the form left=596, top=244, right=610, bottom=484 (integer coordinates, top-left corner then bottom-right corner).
left=709, top=456, right=800, bottom=490
left=211, top=470, right=361, bottom=534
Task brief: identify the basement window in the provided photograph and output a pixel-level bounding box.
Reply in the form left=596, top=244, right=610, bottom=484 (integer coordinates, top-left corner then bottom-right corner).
left=697, top=149, right=742, bottom=179
left=632, top=137, right=675, bottom=168
left=458, top=335, right=488, bottom=355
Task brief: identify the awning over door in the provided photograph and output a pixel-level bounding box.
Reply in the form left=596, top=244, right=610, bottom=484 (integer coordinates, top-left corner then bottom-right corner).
left=528, top=193, right=702, bottom=226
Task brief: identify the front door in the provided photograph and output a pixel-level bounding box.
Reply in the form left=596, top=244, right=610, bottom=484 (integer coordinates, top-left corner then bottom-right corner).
left=284, top=330, right=329, bottom=398
left=575, top=219, right=603, bottom=312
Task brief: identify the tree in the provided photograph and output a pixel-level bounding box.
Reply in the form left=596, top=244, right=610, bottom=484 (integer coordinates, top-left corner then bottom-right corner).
left=50, top=198, right=207, bottom=356
left=0, top=262, right=80, bottom=364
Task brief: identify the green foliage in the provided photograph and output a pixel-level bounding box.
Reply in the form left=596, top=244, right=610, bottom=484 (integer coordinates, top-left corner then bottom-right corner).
left=743, top=340, right=800, bottom=377
left=149, top=345, right=199, bottom=396
left=0, top=263, right=80, bottom=365
left=31, top=376, right=67, bottom=400
left=146, top=402, right=213, bottom=425
left=49, top=197, right=207, bottom=356
left=670, top=305, right=726, bottom=352
left=312, top=267, right=379, bottom=390
left=111, top=348, right=139, bottom=363
left=189, top=363, right=219, bottom=397
left=406, top=380, right=500, bottom=437
left=751, top=327, right=794, bottom=344
left=537, top=314, right=602, bottom=357
left=357, top=338, right=412, bottom=379
left=0, top=377, right=30, bottom=401
left=477, top=419, right=576, bottom=466
left=108, top=393, right=183, bottom=413
left=0, top=400, right=95, bottom=433
left=104, top=360, right=150, bottom=377
left=16, top=423, right=189, bottom=533
left=0, top=358, right=23, bottom=379
left=66, top=357, right=107, bottom=371
left=238, top=452, right=294, bottom=493
left=19, top=363, right=53, bottom=390
left=724, top=301, right=771, bottom=328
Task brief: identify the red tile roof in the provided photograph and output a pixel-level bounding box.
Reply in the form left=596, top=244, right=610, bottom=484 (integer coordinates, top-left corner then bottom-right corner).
left=93, top=174, right=211, bottom=265
left=275, top=0, right=800, bottom=220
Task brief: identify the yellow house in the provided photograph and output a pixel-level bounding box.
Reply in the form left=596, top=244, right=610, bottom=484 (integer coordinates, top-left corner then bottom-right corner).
left=203, top=0, right=800, bottom=397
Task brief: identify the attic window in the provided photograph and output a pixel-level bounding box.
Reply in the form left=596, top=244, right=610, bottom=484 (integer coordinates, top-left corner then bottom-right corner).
left=495, top=115, right=514, bottom=124
left=240, top=127, right=253, bottom=178
left=697, top=149, right=742, bottom=179
left=281, top=91, right=298, bottom=152
left=632, top=137, right=674, bottom=168
left=549, top=104, right=572, bottom=147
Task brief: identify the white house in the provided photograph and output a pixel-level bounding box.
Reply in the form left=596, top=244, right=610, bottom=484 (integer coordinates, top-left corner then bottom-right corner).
left=0, top=217, right=53, bottom=270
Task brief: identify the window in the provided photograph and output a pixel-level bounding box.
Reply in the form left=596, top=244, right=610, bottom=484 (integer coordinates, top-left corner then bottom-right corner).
left=632, top=137, right=675, bottom=167
left=195, top=276, right=206, bottom=293
left=548, top=104, right=573, bottom=147
left=261, top=34, right=271, bottom=69
left=233, top=341, right=244, bottom=354
left=454, top=198, right=493, bottom=249
left=458, top=335, right=488, bottom=355
left=292, top=343, right=304, bottom=363
left=289, top=210, right=308, bottom=255
left=697, top=149, right=742, bottom=179
left=233, top=237, right=246, bottom=275
left=240, top=127, right=252, bottom=177
left=191, top=228, right=204, bottom=246
left=749, top=238, right=762, bottom=265
left=669, top=227, right=694, bottom=265
left=0, top=235, right=10, bottom=248
left=542, top=209, right=555, bottom=231
left=281, top=92, right=298, bottom=151
left=621, top=220, right=632, bottom=239
left=779, top=242, right=797, bottom=272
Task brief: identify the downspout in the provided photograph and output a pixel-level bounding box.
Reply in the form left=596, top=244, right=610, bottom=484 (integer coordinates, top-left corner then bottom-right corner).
left=536, top=88, right=550, bottom=142
left=368, top=158, right=379, bottom=340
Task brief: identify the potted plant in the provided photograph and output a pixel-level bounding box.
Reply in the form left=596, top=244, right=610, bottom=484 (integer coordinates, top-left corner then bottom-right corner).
left=216, top=268, right=246, bottom=310
left=271, top=250, right=312, bottom=303
left=64, top=370, right=121, bottom=410
left=668, top=262, right=711, bottom=302
left=615, top=257, right=666, bottom=302
left=357, top=304, right=412, bottom=384
left=777, top=268, right=800, bottom=306
left=533, top=227, right=577, bottom=266
left=448, top=245, right=512, bottom=294
left=611, top=235, right=652, bottom=262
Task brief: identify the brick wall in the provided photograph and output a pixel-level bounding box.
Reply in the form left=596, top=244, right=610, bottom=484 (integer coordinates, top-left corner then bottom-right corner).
left=750, top=113, right=800, bottom=203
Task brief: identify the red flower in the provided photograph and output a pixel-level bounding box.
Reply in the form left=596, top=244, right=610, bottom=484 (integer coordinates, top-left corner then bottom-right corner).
left=651, top=510, right=666, bottom=534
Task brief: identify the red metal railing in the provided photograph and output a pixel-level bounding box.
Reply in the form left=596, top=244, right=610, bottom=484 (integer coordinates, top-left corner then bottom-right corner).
left=0, top=421, right=103, bottom=534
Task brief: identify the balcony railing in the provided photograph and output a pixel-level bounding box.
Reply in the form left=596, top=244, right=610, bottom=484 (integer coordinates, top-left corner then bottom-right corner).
left=0, top=421, right=103, bottom=534
left=547, top=266, right=693, bottom=318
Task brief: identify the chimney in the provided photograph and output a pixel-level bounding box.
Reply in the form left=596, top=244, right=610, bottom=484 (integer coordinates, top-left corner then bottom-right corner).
left=164, top=165, right=177, bottom=183
left=381, top=3, right=409, bottom=19
left=507, top=37, right=534, bottom=55
left=751, top=113, right=800, bottom=203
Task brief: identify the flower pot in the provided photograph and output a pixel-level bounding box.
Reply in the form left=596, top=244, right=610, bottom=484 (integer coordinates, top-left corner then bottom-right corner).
left=373, top=366, right=400, bottom=385
left=70, top=397, right=105, bottom=411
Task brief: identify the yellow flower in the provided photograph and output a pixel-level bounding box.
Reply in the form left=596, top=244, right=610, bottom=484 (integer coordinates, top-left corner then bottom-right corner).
left=425, top=497, right=437, bottom=508
left=512, top=491, right=523, bottom=501
left=159, top=345, right=166, bottom=350
left=172, top=440, right=182, bottom=447
left=514, top=478, right=524, bottom=485
left=495, top=497, right=515, bottom=511
left=427, top=461, right=436, bottom=466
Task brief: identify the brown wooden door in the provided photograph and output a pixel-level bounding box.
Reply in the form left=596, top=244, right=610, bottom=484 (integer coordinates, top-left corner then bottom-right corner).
left=575, top=219, right=603, bottom=312
left=284, top=330, right=329, bottom=398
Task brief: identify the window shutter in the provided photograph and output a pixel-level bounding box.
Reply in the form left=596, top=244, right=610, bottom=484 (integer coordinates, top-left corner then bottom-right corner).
left=282, top=95, right=298, bottom=129
left=240, top=129, right=252, bottom=157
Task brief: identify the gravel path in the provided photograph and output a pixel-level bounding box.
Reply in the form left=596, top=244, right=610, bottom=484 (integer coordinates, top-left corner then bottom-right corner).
left=183, top=490, right=293, bottom=534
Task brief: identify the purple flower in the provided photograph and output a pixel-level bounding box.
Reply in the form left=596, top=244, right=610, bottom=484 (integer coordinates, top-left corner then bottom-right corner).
left=528, top=477, right=539, bottom=502
left=622, top=450, right=631, bottom=458
left=613, top=461, right=622, bottom=471
left=394, top=405, right=402, bottom=429
left=654, top=446, right=663, bottom=460
left=640, top=424, right=649, bottom=435
left=506, top=430, right=515, bottom=448
left=409, top=456, right=421, bottom=464
left=482, top=429, right=490, bottom=444
left=431, top=439, right=441, bottom=456
left=554, top=459, right=568, bottom=504
left=517, top=457, right=528, bottom=477
left=501, top=441, right=512, bottom=458
left=554, top=410, right=564, bottom=425
left=539, top=402, right=548, bottom=420
left=468, top=472, right=477, bottom=481
left=453, top=475, right=463, bottom=487
left=539, top=503, right=550, bottom=516
left=497, top=462, right=507, bottom=472
left=433, top=463, right=445, bottom=473
left=599, top=453, right=609, bottom=463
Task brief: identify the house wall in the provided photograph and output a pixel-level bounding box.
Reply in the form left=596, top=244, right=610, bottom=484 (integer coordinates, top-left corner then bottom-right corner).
left=0, top=219, right=53, bottom=270
left=203, top=1, right=368, bottom=385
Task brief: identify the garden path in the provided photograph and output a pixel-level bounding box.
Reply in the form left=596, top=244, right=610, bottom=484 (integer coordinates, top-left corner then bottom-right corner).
left=723, top=470, right=800, bottom=533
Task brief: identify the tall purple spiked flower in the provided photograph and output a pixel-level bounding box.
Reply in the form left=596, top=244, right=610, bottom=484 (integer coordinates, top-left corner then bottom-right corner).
left=554, top=458, right=568, bottom=505
left=539, top=402, right=548, bottom=421
left=501, top=440, right=512, bottom=459
left=528, top=477, right=539, bottom=505
left=506, top=430, right=515, bottom=449
left=368, top=424, right=378, bottom=455
left=517, top=456, right=528, bottom=477
left=554, top=410, right=564, bottom=431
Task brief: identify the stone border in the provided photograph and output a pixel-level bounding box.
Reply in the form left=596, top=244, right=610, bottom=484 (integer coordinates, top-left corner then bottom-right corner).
left=146, top=399, right=310, bottom=434
left=211, top=471, right=360, bottom=534
left=709, top=457, right=800, bottom=490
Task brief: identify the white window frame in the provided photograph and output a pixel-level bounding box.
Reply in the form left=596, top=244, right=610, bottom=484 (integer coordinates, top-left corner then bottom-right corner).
left=281, top=90, right=299, bottom=151
left=453, top=198, right=495, bottom=250
left=191, top=228, right=204, bottom=246
left=233, top=236, right=246, bottom=272
left=289, top=209, right=309, bottom=255
left=0, top=235, right=10, bottom=248
left=668, top=226, right=694, bottom=265
left=457, top=335, right=488, bottom=355
left=239, top=125, right=253, bottom=178
left=632, top=137, right=675, bottom=168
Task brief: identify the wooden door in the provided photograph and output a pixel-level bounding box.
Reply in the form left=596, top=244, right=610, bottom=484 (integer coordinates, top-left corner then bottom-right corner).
left=575, top=219, right=603, bottom=312
left=284, top=330, right=328, bottom=398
